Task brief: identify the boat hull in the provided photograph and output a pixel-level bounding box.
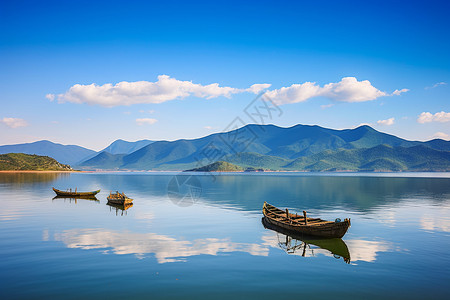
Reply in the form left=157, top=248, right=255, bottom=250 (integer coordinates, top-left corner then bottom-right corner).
left=107, top=192, right=133, bottom=205
left=262, top=217, right=351, bottom=263
left=263, top=202, right=350, bottom=238
left=53, top=187, right=100, bottom=198
left=106, top=198, right=133, bottom=205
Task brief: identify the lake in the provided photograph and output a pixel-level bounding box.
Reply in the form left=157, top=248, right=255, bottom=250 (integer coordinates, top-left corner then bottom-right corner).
left=1, top=172, right=449, bottom=299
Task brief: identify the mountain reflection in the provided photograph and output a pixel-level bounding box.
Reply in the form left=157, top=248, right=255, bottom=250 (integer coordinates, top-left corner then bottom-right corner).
left=0, top=172, right=67, bottom=185
left=262, top=217, right=351, bottom=263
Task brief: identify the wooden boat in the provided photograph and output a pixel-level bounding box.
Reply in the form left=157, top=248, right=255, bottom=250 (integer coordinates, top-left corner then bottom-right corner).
left=262, top=217, right=351, bottom=263
left=53, top=187, right=100, bottom=198
left=107, top=191, right=133, bottom=205
left=262, top=202, right=351, bottom=238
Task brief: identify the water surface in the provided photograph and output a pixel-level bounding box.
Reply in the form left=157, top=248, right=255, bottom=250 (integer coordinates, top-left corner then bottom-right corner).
left=1, top=172, right=449, bottom=299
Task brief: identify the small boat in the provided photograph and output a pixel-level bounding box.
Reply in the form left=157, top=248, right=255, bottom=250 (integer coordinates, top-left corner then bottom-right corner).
left=262, top=217, right=351, bottom=263
left=262, top=202, right=351, bottom=238
left=53, top=187, right=100, bottom=198
left=107, top=191, right=133, bottom=205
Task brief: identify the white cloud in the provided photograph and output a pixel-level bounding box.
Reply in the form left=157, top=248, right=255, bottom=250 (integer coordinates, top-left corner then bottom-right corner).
left=264, top=77, right=398, bottom=105
left=264, top=81, right=323, bottom=104
left=45, top=94, right=55, bottom=101
left=136, top=118, right=157, bottom=125
left=49, top=75, right=270, bottom=107
left=377, top=117, right=395, bottom=126
left=320, top=103, right=334, bottom=109
left=431, top=132, right=450, bottom=140
left=321, top=77, right=388, bottom=102
left=245, top=83, right=272, bottom=94
left=417, top=111, right=450, bottom=123
left=425, top=82, right=447, bottom=89
left=392, top=88, right=409, bottom=96
left=1, top=117, right=28, bottom=128
left=139, top=109, right=155, bottom=114
left=204, top=126, right=213, bottom=130
left=48, top=75, right=405, bottom=107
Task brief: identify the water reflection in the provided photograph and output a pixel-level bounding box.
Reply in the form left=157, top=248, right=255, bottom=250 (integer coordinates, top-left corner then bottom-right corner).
left=0, top=172, right=67, bottom=185
left=106, top=202, right=133, bottom=216
left=262, top=217, right=351, bottom=263
left=52, top=195, right=99, bottom=204
left=344, top=240, right=392, bottom=263
left=50, top=228, right=268, bottom=263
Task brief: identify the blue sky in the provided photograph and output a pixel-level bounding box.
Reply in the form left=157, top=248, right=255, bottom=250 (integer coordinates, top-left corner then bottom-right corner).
left=1, top=0, right=449, bottom=150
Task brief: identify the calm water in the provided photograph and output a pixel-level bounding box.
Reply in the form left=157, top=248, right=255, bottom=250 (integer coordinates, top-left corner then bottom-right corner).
left=1, top=172, right=449, bottom=299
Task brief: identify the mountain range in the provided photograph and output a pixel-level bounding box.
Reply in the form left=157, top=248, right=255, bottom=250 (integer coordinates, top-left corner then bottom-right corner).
left=0, top=140, right=96, bottom=165
left=77, top=124, right=450, bottom=171
left=1, top=124, right=449, bottom=171
left=0, top=139, right=153, bottom=165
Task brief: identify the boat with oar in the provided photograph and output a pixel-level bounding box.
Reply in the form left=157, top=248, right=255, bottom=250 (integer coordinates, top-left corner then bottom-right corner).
left=262, top=217, right=351, bottom=263
left=262, top=202, right=351, bottom=238
left=107, top=191, right=133, bottom=205
left=53, top=187, right=100, bottom=198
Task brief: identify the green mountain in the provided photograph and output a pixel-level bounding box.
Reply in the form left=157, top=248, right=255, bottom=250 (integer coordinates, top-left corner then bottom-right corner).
left=77, top=124, right=450, bottom=171
left=100, top=139, right=154, bottom=154
left=185, top=161, right=243, bottom=172
left=285, top=144, right=450, bottom=171
left=79, top=152, right=125, bottom=170
left=0, top=140, right=95, bottom=165
left=0, top=153, right=73, bottom=171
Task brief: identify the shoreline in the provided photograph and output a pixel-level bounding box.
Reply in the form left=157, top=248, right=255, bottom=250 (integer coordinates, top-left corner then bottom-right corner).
left=0, top=170, right=82, bottom=173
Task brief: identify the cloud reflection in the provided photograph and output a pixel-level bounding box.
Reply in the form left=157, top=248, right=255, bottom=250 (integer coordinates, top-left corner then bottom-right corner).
left=345, top=240, right=391, bottom=263
left=261, top=231, right=392, bottom=264
left=49, top=227, right=393, bottom=264
left=52, top=228, right=268, bottom=263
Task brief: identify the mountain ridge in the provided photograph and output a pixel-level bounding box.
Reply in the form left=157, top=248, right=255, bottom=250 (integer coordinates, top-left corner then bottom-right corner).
left=77, top=124, right=450, bottom=171
left=0, top=140, right=95, bottom=165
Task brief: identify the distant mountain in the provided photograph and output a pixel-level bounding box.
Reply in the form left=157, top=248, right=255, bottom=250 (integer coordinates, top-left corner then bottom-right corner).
left=0, top=153, right=73, bottom=171
left=284, top=144, right=450, bottom=171
left=100, top=139, right=154, bottom=155
left=79, top=152, right=126, bottom=170
left=185, top=161, right=243, bottom=172
left=0, top=140, right=96, bottom=165
left=78, top=124, right=450, bottom=171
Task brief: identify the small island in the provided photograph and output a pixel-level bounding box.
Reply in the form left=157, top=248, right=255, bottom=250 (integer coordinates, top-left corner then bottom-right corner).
left=0, top=153, right=73, bottom=171
left=185, top=161, right=244, bottom=172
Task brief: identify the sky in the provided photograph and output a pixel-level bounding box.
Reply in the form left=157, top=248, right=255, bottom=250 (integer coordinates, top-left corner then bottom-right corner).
left=0, top=0, right=449, bottom=151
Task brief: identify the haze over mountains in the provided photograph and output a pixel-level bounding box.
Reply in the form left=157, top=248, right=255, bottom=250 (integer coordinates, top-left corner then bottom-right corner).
left=1, top=124, right=449, bottom=171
